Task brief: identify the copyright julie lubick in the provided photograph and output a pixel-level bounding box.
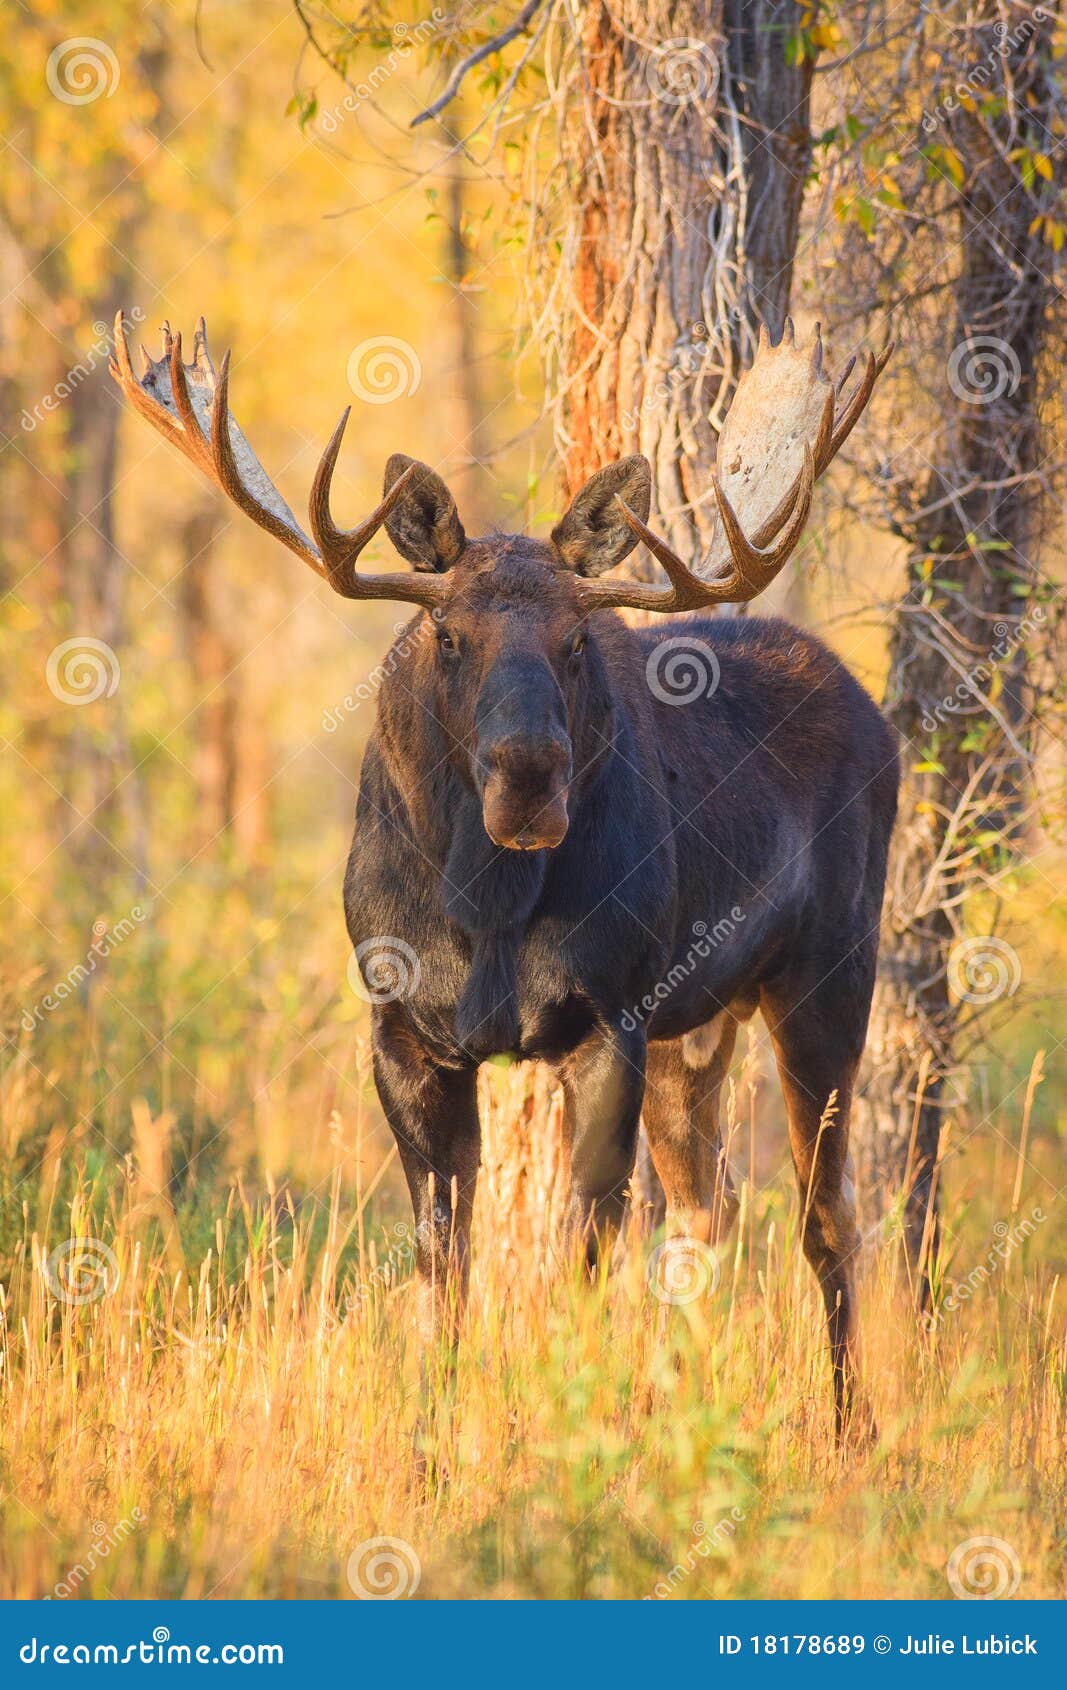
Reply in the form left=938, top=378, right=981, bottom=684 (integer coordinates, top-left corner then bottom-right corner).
left=717, top=1633, right=1038, bottom=1656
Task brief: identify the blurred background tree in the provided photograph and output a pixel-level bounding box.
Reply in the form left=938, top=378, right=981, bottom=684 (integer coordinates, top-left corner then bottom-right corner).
left=807, top=0, right=1067, bottom=1271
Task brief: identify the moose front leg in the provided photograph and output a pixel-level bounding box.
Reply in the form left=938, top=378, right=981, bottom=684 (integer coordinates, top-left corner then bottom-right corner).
left=371, top=1004, right=480, bottom=1352
left=558, top=1021, right=646, bottom=1272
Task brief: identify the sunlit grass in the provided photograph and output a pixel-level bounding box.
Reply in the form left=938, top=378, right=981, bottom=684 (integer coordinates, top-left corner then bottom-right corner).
left=0, top=1066, right=1062, bottom=1600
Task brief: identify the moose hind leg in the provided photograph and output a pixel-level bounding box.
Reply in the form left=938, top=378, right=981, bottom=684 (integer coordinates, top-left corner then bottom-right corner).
left=642, top=1012, right=742, bottom=1246
left=761, top=975, right=869, bottom=1441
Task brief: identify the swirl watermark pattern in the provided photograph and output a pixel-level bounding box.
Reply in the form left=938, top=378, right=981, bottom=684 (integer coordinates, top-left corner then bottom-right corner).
left=946, top=1535, right=1021, bottom=1599
left=947, top=936, right=1020, bottom=1005
left=646, top=636, right=720, bottom=706
left=647, top=1236, right=720, bottom=1305
left=947, top=335, right=1021, bottom=406
left=347, top=337, right=422, bottom=404
left=347, top=937, right=421, bottom=1005
left=347, top=1536, right=421, bottom=1599
left=43, top=1238, right=120, bottom=1305
left=46, top=38, right=120, bottom=105
left=46, top=637, right=120, bottom=705
left=646, top=38, right=720, bottom=106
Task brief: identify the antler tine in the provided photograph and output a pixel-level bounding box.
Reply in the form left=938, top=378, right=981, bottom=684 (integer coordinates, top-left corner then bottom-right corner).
left=711, top=443, right=815, bottom=596
left=579, top=443, right=816, bottom=618
left=608, top=500, right=712, bottom=611
left=110, top=311, right=186, bottom=454
left=573, top=324, right=889, bottom=617
left=834, top=353, right=857, bottom=396
left=309, top=413, right=442, bottom=605
left=819, top=340, right=894, bottom=469
left=823, top=352, right=877, bottom=468
left=110, top=312, right=452, bottom=610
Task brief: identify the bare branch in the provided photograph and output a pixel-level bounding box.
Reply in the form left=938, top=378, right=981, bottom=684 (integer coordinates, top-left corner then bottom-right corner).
left=410, top=0, right=545, bottom=128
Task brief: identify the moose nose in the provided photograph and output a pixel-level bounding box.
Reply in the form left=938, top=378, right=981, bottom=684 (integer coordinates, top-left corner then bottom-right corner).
left=480, top=736, right=572, bottom=851
left=474, top=654, right=572, bottom=851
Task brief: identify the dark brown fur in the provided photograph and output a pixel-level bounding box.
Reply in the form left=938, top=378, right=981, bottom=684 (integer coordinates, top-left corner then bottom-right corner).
left=345, top=474, right=899, bottom=1437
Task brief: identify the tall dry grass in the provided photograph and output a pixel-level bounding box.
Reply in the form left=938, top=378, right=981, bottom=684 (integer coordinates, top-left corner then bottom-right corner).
left=0, top=1047, right=1062, bottom=1601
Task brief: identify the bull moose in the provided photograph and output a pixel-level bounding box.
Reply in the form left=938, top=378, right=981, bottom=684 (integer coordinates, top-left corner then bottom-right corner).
left=111, top=313, right=897, bottom=1437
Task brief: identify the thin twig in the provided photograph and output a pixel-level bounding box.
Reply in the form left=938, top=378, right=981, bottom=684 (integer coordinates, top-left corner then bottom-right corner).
left=411, top=0, right=546, bottom=128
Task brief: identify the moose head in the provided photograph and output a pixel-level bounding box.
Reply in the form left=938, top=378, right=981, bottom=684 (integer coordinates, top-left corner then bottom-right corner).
left=110, top=315, right=887, bottom=854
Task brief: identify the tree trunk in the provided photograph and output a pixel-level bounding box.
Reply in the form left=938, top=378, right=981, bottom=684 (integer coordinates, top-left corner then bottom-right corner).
left=441, top=138, right=496, bottom=532
left=559, top=0, right=814, bottom=545
left=851, top=16, right=1057, bottom=1269
left=479, top=0, right=815, bottom=1246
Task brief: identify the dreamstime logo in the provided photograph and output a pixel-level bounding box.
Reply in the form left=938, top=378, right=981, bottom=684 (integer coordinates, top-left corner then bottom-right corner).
left=920, top=604, right=1047, bottom=733
left=946, top=1535, right=1021, bottom=1599
left=46, top=1509, right=147, bottom=1599
left=46, top=637, right=120, bottom=705
left=940, top=1206, right=1046, bottom=1314
left=645, top=1509, right=745, bottom=1598
left=646, top=38, right=719, bottom=106
left=620, top=909, right=745, bottom=1032
left=347, top=1536, right=421, bottom=1599
left=347, top=337, right=422, bottom=404
left=46, top=38, right=120, bottom=104
left=322, top=614, right=439, bottom=732
left=646, top=636, right=720, bottom=705
left=318, top=9, right=445, bottom=133
left=21, top=309, right=145, bottom=433
left=619, top=324, right=711, bottom=431
left=947, top=335, right=1021, bottom=406
left=347, top=937, right=421, bottom=1005
left=947, top=936, right=1020, bottom=1004
left=347, top=1220, right=430, bottom=1312
left=21, top=906, right=147, bottom=1032
left=647, top=1236, right=720, bottom=1304
left=921, top=8, right=1049, bottom=133
left=43, top=1238, right=120, bottom=1305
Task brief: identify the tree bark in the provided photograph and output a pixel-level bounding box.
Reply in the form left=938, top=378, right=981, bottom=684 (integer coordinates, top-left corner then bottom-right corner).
left=441, top=140, right=496, bottom=532
left=559, top=0, right=814, bottom=552
left=851, top=15, right=1057, bottom=1269
left=479, top=0, right=816, bottom=1243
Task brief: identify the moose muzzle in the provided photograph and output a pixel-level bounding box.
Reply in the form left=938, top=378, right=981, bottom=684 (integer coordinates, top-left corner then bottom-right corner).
left=475, top=659, right=572, bottom=851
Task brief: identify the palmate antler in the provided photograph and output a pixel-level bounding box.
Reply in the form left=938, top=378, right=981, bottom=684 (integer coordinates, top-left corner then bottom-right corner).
left=574, top=322, right=892, bottom=616
left=111, top=312, right=888, bottom=618
left=108, top=312, right=449, bottom=610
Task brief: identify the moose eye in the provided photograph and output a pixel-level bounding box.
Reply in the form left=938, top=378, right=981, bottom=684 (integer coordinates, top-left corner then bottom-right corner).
left=437, top=629, right=458, bottom=655
left=570, top=633, right=587, bottom=660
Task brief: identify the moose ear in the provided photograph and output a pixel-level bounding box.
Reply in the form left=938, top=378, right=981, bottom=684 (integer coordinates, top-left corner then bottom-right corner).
left=383, top=454, right=466, bottom=572
left=551, top=456, right=652, bottom=577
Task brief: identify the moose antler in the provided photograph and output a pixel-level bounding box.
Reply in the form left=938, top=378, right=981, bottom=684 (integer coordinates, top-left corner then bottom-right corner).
left=108, top=313, right=450, bottom=610
left=575, top=322, right=892, bottom=615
